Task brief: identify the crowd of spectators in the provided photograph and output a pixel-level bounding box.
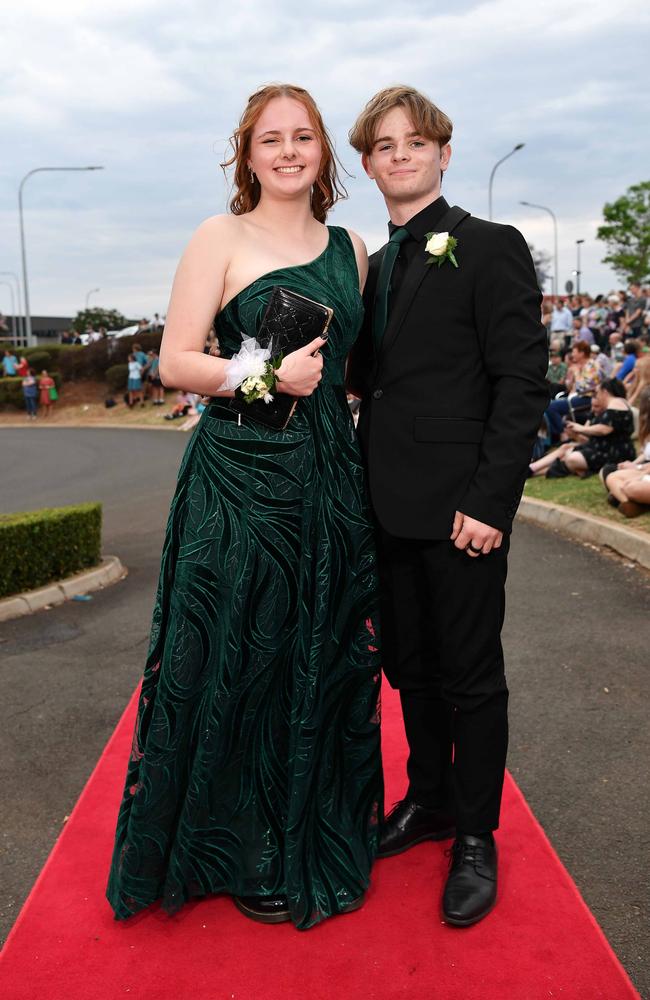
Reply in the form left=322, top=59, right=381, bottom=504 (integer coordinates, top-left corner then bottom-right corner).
left=535, top=284, right=650, bottom=518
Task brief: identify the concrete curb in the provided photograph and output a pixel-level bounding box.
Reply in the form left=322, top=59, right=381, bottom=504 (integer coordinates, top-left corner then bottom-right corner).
left=517, top=497, right=650, bottom=571
left=0, top=422, right=178, bottom=431
left=0, top=555, right=128, bottom=623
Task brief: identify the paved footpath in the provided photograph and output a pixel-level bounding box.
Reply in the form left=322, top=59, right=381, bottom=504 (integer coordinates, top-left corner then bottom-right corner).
left=1, top=428, right=648, bottom=995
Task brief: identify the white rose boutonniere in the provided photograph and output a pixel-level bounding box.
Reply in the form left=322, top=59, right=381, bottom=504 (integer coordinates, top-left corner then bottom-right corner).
left=425, top=231, right=459, bottom=268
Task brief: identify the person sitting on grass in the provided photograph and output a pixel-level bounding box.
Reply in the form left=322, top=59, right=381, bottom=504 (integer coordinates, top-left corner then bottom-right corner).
left=600, top=386, right=650, bottom=518
left=163, top=390, right=192, bottom=420
left=546, top=340, right=568, bottom=396
left=627, top=353, right=650, bottom=407
left=544, top=340, right=601, bottom=442
left=528, top=378, right=636, bottom=479
left=614, top=339, right=641, bottom=386
left=590, top=342, right=613, bottom=381
left=570, top=314, right=594, bottom=346
left=603, top=465, right=650, bottom=518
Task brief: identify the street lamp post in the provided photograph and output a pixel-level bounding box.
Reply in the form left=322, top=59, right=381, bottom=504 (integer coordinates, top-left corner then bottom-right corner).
left=85, top=287, right=100, bottom=309
left=576, top=239, right=585, bottom=295
left=488, top=143, right=525, bottom=221
left=0, top=271, right=23, bottom=344
left=0, top=281, right=18, bottom=343
left=520, top=200, right=559, bottom=297
left=18, top=166, right=104, bottom=347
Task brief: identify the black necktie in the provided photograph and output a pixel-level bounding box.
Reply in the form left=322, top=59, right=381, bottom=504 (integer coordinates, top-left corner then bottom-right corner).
left=372, top=226, right=409, bottom=350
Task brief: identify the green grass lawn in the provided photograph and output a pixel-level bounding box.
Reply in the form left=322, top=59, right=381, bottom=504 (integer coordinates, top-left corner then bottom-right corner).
left=524, top=474, right=650, bottom=535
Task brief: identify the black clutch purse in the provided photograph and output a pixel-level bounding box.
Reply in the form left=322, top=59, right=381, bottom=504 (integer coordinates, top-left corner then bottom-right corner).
left=227, top=286, right=334, bottom=430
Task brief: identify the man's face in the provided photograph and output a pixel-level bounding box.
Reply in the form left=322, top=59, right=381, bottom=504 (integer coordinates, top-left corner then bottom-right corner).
left=362, top=106, right=450, bottom=206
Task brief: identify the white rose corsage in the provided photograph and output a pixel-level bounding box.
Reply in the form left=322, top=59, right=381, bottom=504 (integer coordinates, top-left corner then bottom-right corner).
left=425, top=231, right=459, bottom=268
left=218, top=335, right=282, bottom=404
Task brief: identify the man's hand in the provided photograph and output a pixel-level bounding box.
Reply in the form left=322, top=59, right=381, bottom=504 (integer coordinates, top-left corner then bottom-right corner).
left=451, top=511, right=503, bottom=557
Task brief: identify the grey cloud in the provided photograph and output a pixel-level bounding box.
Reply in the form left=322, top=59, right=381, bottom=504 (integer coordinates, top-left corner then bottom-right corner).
left=1, top=0, right=648, bottom=315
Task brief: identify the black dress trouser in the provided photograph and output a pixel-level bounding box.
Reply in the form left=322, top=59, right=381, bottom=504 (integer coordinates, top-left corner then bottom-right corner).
left=377, top=528, right=510, bottom=834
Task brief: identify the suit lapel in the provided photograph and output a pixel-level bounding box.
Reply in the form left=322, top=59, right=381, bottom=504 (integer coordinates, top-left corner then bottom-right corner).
left=379, top=205, right=471, bottom=358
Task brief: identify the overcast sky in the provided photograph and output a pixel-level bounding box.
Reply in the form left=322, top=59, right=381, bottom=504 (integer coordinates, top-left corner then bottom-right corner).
left=1, top=0, right=649, bottom=319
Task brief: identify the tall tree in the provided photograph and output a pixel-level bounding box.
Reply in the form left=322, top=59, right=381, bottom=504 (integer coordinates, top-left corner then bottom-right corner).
left=596, top=181, right=650, bottom=285
left=72, top=307, right=128, bottom=334
left=527, top=243, right=553, bottom=291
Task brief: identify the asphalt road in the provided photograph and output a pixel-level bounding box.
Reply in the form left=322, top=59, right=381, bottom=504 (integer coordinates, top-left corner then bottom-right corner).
left=1, top=427, right=648, bottom=995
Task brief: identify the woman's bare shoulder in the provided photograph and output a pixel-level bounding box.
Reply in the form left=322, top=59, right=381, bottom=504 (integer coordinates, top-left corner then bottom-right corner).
left=179, top=215, right=245, bottom=265
left=191, top=213, right=242, bottom=239
left=344, top=228, right=368, bottom=256
left=343, top=228, right=369, bottom=287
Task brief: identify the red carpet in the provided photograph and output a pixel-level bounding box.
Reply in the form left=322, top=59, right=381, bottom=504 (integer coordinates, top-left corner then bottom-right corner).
left=0, top=683, right=639, bottom=1000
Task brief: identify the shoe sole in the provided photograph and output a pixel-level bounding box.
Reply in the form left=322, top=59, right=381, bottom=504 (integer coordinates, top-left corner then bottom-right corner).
left=234, top=895, right=365, bottom=924
left=339, top=894, right=365, bottom=915
left=442, top=897, right=497, bottom=927
left=377, top=827, right=456, bottom=859
left=233, top=897, right=291, bottom=924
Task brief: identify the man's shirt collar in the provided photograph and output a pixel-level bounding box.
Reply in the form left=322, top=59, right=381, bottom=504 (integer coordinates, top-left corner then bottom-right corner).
left=387, top=195, right=449, bottom=242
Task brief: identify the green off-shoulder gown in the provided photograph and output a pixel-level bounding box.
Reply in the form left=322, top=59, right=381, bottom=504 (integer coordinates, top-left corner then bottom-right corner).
left=106, top=226, right=383, bottom=930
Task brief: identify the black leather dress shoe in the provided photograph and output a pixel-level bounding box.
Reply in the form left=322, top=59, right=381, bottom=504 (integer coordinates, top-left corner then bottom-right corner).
left=442, top=834, right=498, bottom=927
left=234, top=895, right=291, bottom=924
left=377, top=798, right=456, bottom=858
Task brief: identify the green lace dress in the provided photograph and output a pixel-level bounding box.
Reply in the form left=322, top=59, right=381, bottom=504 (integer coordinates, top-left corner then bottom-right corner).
left=106, top=226, right=383, bottom=930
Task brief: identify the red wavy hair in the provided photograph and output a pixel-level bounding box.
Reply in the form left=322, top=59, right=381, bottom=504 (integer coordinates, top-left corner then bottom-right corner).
left=221, top=83, right=347, bottom=223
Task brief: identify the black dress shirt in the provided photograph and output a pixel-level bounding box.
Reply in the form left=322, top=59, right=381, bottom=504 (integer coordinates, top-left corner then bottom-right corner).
left=387, top=196, right=450, bottom=314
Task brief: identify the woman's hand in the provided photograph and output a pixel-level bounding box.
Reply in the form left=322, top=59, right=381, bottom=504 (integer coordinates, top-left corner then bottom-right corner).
left=275, top=337, right=326, bottom=397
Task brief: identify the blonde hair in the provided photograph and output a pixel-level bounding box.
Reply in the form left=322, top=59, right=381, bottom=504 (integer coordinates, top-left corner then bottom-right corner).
left=349, top=85, right=453, bottom=155
left=629, top=354, right=650, bottom=407
left=221, top=83, right=347, bottom=223
left=636, top=384, right=650, bottom=445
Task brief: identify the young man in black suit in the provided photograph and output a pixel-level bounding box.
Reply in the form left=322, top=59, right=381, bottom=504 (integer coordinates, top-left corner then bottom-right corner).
left=348, top=86, right=549, bottom=926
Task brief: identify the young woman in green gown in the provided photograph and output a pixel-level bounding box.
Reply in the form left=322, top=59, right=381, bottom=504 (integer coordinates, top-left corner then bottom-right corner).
left=106, top=84, right=383, bottom=930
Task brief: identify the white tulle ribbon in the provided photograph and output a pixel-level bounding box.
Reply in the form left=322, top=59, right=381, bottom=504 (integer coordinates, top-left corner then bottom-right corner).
left=218, top=335, right=273, bottom=391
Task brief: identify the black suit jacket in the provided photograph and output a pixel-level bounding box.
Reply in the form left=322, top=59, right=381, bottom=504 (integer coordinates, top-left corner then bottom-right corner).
left=347, top=199, right=549, bottom=538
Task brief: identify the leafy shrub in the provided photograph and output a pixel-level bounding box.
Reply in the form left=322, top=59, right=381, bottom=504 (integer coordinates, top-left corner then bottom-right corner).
left=0, top=502, right=102, bottom=598
left=105, top=363, right=128, bottom=391
left=57, top=339, right=110, bottom=380
left=23, top=344, right=72, bottom=367
left=23, top=350, right=52, bottom=372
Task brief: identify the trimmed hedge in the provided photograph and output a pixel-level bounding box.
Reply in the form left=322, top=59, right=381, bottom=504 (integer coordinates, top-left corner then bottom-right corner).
left=3, top=332, right=163, bottom=383
left=0, top=373, right=62, bottom=409
left=23, top=350, right=53, bottom=372
left=0, top=502, right=102, bottom=598
left=23, top=345, right=73, bottom=367
left=105, top=363, right=128, bottom=392
left=56, top=331, right=162, bottom=381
